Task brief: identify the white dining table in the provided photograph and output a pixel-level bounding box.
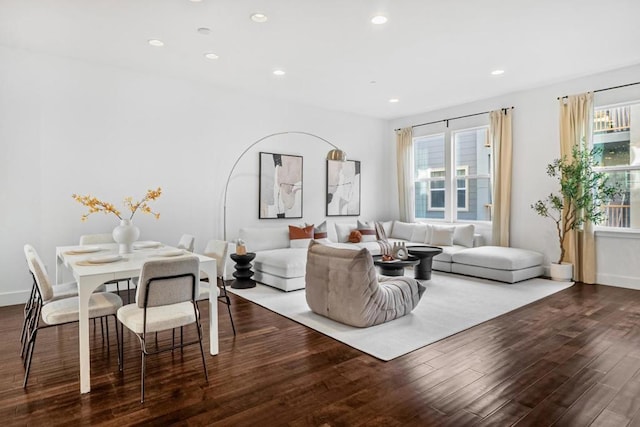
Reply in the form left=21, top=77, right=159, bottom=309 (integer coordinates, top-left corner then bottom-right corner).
left=56, top=243, right=218, bottom=394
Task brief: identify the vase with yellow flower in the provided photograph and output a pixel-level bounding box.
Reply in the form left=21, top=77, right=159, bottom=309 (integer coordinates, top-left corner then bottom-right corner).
left=72, top=187, right=162, bottom=254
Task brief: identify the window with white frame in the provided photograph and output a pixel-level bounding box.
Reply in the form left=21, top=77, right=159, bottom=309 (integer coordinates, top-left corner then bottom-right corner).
left=593, top=101, right=640, bottom=229
left=427, top=169, right=445, bottom=211
left=414, top=126, right=491, bottom=221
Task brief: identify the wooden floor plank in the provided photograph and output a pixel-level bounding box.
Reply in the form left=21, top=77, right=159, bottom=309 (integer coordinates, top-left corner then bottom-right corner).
left=1, top=282, right=639, bottom=425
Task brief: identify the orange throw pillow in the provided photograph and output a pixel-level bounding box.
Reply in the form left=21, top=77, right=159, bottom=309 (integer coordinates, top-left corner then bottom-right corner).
left=348, top=230, right=362, bottom=243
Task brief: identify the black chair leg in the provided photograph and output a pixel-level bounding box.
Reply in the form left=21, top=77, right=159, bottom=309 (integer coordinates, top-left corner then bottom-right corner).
left=195, top=319, right=208, bottom=382
left=140, top=349, right=146, bottom=403
left=105, top=316, right=110, bottom=347
left=219, top=280, right=236, bottom=336
left=119, top=321, right=124, bottom=372
left=23, top=328, right=38, bottom=388
left=21, top=309, right=39, bottom=358
left=225, top=297, right=236, bottom=336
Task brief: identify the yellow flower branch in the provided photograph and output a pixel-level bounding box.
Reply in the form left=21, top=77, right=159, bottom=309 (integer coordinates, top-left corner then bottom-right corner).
left=72, top=187, right=162, bottom=221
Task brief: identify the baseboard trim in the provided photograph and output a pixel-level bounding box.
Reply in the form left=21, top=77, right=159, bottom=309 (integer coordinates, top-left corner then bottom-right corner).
left=0, top=290, right=30, bottom=307
left=596, top=273, right=640, bottom=290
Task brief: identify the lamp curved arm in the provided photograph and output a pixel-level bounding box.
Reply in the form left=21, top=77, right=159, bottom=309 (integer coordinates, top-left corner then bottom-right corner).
left=222, top=131, right=343, bottom=241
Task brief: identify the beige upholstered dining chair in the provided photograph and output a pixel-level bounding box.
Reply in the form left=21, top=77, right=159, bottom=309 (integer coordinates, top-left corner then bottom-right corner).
left=22, top=245, right=123, bottom=388
left=199, top=239, right=236, bottom=335
left=20, top=245, right=78, bottom=357
left=117, top=256, right=207, bottom=403
left=177, top=234, right=195, bottom=252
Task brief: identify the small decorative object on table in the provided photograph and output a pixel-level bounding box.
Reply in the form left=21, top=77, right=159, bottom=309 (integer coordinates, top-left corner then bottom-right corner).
left=72, top=187, right=162, bottom=254
left=236, top=238, right=247, bottom=255
left=392, top=242, right=409, bottom=260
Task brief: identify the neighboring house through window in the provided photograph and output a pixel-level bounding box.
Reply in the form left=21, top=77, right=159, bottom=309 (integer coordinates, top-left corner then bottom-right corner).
left=414, top=126, right=491, bottom=221
left=593, top=102, right=640, bottom=229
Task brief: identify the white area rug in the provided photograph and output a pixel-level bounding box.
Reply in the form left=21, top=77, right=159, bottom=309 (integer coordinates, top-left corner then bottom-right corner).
left=228, top=272, right=573, bottom=361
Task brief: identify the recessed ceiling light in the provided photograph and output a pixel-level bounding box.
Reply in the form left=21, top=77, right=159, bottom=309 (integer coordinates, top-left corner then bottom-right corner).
left=273, top=69, right=286, bottom=76
left=148, top=39, right=164, bottom=47
left=204, top=52, right=219, bottom=60
left=371, top=15, right=388, bottom=25
left=197, top=27, right=211, bottom=35
left=189, top=0, right=203, bottom=3
left=491, top=69, right=505, bottom=75
left=251, top=13, right=268, bottom=23
left=389, top=98, right=399, bottom=103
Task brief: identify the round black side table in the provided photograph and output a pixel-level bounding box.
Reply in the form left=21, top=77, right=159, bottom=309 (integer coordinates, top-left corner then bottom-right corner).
left=407, top=246, right=443, bottom=280
left=372, top=255, right=420, bottom=276
left=230, top=252, right=256, bottom=289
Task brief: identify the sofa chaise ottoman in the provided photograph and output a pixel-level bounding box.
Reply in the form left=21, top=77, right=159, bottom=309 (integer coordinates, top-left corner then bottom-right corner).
left=450, top=246, right=544, bottom=283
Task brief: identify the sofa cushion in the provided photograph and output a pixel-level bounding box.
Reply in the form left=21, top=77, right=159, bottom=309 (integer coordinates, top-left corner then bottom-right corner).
left=410, top=224, right=430, bottom=243
left=381, top=221, right=393, bottom=238
left=253, top=248, right=308, bottom=278
left=289, top=224, right=314, bottom=248
left=433, top=245, right=469, bottom=263
left=335, top=222, right=356, bottom=243
left=314, top=221, right=328, bottom=241
left=430, top=225, right=455, bottom=246
left=453, top=224, right=475, bottom=248
left=240, top=227, right=290, bottom=252
left=390, top=221, right=414, bottom=241
left=357, top=220, right=377, bottom=242
left=452, top=246, right=544, bottom=271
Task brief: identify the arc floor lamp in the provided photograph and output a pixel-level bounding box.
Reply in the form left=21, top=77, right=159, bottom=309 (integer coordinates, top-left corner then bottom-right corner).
left=222, top=131, right=347, bottom=241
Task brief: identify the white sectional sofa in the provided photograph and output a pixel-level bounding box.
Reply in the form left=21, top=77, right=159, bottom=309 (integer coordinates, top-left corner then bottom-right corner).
left=238, top=220, right=543, bottom=291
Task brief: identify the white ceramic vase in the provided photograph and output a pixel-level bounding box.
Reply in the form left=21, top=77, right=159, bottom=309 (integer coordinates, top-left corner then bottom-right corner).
left=549, top=262, right=573, bottom=281
left=112, top=218, right=140, bottom=254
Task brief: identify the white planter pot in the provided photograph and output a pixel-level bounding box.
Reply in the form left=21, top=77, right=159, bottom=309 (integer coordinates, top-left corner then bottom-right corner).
left=550, top=262, right=573, bottom=281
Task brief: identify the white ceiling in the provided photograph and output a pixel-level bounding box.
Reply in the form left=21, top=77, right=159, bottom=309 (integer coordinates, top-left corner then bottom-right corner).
left=2, top=0, right=640, bottom=120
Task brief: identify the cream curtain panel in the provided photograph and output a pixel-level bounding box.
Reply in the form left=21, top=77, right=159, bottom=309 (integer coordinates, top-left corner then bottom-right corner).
left=396, top=127, right=415, bottom=223
left=490, top=109, right=513, bottom=247
left=559, top=93, right=595, bottom=283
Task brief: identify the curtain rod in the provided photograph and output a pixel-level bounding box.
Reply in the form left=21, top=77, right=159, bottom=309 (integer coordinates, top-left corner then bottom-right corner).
left=557, top=81, right=640, bottom=100
left=394, top=106, right=514, bottom=132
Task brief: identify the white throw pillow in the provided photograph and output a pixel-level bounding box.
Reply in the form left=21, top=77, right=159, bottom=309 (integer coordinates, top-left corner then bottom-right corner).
left=453, top=224, right=475, bottom=248
left=357, top=220, right=377, bottom=242
left=289, top=224, right=314, bottom=248
left=423, top=223, right=433, bottom=244
left=314, top=221, right=329, bottom=241
left=334, top=222, right=356, bottom=243
left=239, top=227, right=290, bottom=251
left=430, top=225, right=455, bottom=246
left=382, top=221, right=393, bottom=237
left=390, top=221, right=414, bottom=241
left=410, top=224, right=429, bottom=243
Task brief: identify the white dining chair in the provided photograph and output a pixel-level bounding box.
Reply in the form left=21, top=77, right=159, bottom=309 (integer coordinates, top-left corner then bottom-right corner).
left=22, top=247, right=123, bottom=388
left=199, top=239, right=236, bottom=335
left=117, top=256, right=207, bottom=403
left=177, top=234, right=195, bottom=252
left=20, top=245, right=78, bottom=357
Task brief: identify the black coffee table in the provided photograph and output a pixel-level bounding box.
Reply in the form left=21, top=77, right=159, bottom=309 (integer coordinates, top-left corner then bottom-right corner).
left=372, top=255, right=420, bottom=277
left=407, top=246, right=443, bottom=280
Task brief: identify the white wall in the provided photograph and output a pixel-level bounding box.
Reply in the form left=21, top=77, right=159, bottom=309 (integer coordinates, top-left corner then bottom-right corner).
left=390, top=63, right=640, bottom=289
left=0, top=46, right=392, bottom=306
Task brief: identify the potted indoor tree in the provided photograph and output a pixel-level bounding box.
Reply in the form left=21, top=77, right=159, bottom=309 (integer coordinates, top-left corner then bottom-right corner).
left=531, top=144, right=621, bottom=281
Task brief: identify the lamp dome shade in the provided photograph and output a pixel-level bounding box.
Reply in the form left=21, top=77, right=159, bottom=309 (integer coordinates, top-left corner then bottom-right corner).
left=326, top=148, right=347, bottom=161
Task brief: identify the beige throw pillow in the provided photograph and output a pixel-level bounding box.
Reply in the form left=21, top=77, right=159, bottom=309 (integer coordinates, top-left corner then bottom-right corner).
left=430, top=225, right=455, bottom=246
left=453, top=224, right=475, bottom=248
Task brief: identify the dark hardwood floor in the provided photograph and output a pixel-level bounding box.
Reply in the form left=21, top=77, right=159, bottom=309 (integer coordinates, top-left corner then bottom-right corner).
left=2, top=282, right=640, bottom=426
